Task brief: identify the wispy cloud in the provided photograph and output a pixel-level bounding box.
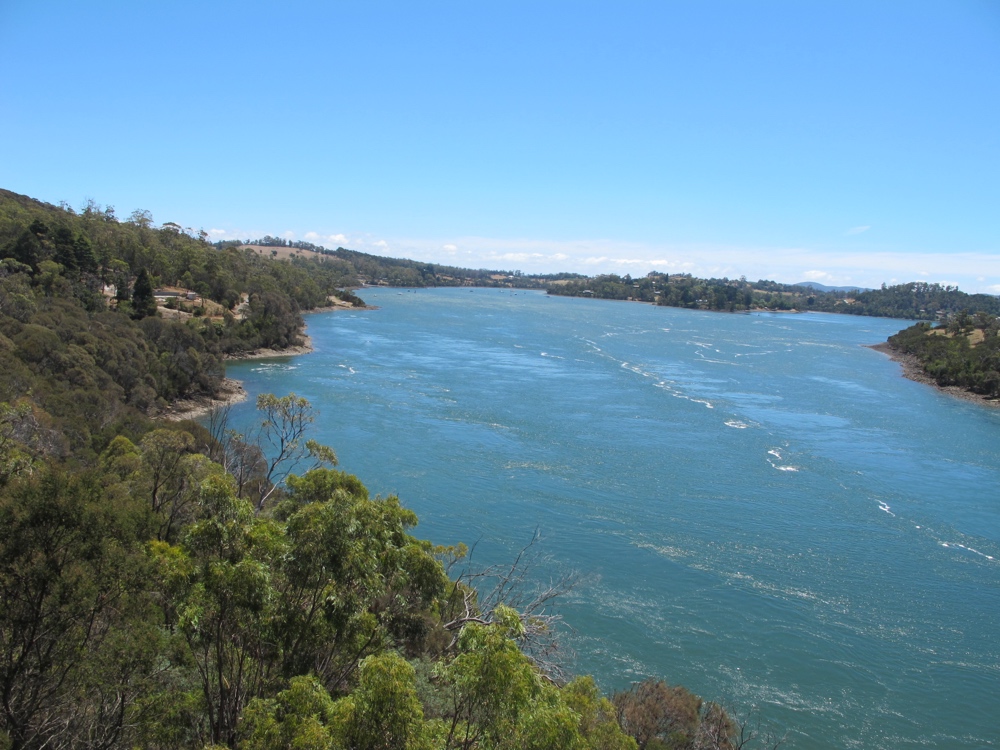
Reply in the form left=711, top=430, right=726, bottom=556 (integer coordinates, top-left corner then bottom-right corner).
left=387, top=235, right=1000, bottom=293
left=802, top=270, right=834, bottom=282
left=198, top=227, right=1000, bottom=294
left=845, top=225, right=871, bottom=235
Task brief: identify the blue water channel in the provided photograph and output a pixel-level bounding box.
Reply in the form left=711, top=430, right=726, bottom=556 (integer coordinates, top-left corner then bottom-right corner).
left=225, top=287, right=1000, bottom=749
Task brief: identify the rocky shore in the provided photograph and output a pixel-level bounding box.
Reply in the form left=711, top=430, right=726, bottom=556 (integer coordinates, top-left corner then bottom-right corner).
left=223, top=334, right=315, bottom=361
left=158, top=299, right=375, bottom=422
left=869, top=341, right=1000, bottom=408
left=160, top=377, right=249, bottom=422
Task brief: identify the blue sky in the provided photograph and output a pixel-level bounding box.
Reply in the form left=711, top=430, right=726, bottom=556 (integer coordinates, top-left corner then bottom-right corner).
left=2, top=1, right=999, bottom=291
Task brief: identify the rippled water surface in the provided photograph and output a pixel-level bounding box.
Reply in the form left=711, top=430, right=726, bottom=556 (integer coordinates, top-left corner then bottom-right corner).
left=226, top=288, right=1000, bottom=749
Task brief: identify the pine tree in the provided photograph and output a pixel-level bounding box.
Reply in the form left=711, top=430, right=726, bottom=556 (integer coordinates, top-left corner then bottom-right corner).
left=73, top=235, right=98, bottom=274
left=131, top=268, right=157, bottom=319
left=52, top=227, right=78, bottom=272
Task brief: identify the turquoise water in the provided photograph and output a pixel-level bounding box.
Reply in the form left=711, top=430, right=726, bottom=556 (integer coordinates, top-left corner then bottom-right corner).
left=226, top=287, right=1000, bottom=749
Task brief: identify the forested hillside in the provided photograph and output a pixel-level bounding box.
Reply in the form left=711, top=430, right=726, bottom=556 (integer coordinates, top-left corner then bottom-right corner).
left=547, top=272, right=1000, bottom=320
left=0, top=189, right=781, bottom=749
left=884, top=313, right=1000, bottom=398
left=216, top=238, right=584, bottom=290
left=0, top=188, right=370, bottom=453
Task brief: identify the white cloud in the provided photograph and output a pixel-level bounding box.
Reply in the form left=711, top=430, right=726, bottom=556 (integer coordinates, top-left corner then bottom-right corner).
left=184, top=225, right=1000, bottom=294
left=802, top=270, right=833, bottom=281
left=492, top=252, right=548, bottom=262
left=282, top=230, right=296, bottom=240
left=378, top=235, right=1000, bottom=293
left=846, top=225, right=871, bottom=235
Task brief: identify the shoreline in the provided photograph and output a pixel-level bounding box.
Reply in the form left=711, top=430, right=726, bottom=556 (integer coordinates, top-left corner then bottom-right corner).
left=224, top=333, right=315, bottom=361
left=159, top=377, right=250, bottom=422
left=868, top=341, right=1000, bottom=408
left=159, top=301, right=375, bottom=422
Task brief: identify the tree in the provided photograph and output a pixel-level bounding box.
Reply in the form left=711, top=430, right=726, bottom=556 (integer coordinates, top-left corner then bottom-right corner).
left=131, top=268, right=157, bottom=319
left=0, top=402, right=38, bottom=486
left=6, top=231, right=40, bottom=272
left=128, top=209, right=154, bottom=228
left=613, top=679, right=703, bottom=750
left=51, top=226, right=78, bottom=272
left=73, top=234, right=98, bottom=274
left=169, top=473, right=283, bottom=747
left=208, top=393, right=338, bottom=511
left=241, top=675, right=339, bottom=750
left=332, top=652, right=428, bottom=750
left=444, top=532, right=580, bottom=682
left=563, top=677, right=637, bottom=750
left=0, top=468, right=155, bottom=750
left=440, top=605, right=539, bottom=748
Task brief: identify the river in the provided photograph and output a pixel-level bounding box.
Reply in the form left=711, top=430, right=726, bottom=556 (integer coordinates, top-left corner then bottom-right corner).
left=225, top=287, right=1000, bottom=749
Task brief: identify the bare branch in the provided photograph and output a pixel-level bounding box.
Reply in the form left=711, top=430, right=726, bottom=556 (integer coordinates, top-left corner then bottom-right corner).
left=446, top=530, right=585, bottom=682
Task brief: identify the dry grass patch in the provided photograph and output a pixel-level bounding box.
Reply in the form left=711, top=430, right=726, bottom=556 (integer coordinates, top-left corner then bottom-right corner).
left=927, top=327, right=987, bottom=346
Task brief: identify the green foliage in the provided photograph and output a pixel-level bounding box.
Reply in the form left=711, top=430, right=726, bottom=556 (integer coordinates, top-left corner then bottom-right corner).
left=563, top=677, right=638, bottom=750
left=132, top=267, right=158, bottom=319
left=885, top=316, right=1000, bottom=398
left=242, top=675, right=339, bottom=750
left=0, top=466, right=157, bottom=749
left=332, top=652, right=428, bottom=750
left=549, top=271, right=1000, bottom=322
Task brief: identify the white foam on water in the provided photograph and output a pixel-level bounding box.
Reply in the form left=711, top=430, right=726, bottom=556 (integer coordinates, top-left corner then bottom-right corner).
left=878, top=501, right=895, bottom=517
left=540, top=352, right=565, bottom=359
left=702, top=358, right=738, bottom=366
left=767, top=453, right=799, bottom=471
left=940, top=541, right=996, bottom=562
left=634, top=541, right=689, bottom=559
left=725, top=420, right=749, bottom=428
left=251, top=362, right=298, bottom=372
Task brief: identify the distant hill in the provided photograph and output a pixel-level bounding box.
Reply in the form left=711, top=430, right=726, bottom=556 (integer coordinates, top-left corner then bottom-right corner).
left=793, top=281, right=871, bottom=293
left=548, top=272, right=1000, bottom=320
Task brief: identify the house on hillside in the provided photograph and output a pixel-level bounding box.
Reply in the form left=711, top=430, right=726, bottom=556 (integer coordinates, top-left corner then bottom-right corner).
left=154, top=287, right=200, bottom=302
